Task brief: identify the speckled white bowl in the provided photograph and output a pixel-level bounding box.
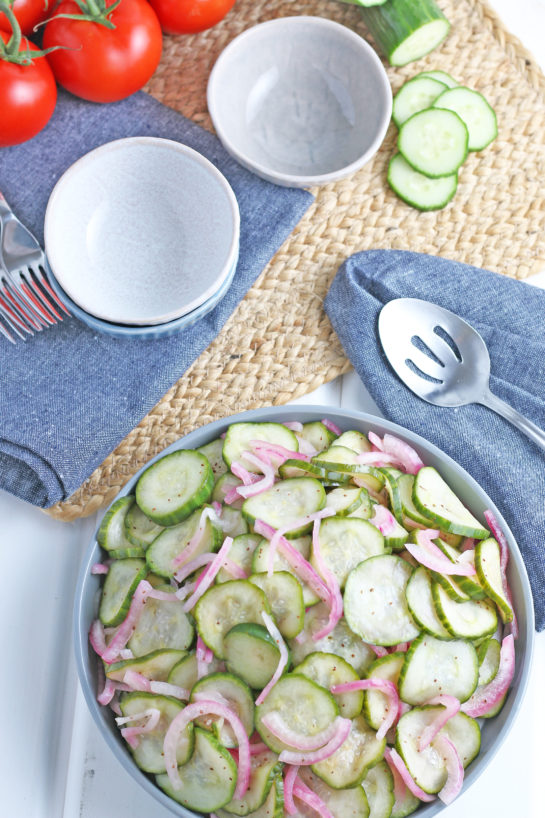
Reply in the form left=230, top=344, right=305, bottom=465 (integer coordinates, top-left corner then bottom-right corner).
left=207, top=16, right=392, bottom=187
left=44, top=137, right=240, bottom=326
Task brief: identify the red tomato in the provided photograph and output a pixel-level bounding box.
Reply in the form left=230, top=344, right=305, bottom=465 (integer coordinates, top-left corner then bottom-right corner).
left=0, top=0, right=49, bottom=36
left=147, top=0, right=235, bottom=35
left=0, top=31, right=57, bottom=147
left=43, top=0, right=162, bottom=103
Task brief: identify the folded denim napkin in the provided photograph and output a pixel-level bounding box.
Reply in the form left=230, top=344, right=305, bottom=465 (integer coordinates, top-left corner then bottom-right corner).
left=0, top=90, right=313, bottom=509
left=324, top=249, right=545, bottom=631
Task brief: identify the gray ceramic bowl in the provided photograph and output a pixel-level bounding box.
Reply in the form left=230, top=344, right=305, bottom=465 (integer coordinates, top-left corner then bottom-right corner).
left=207, top=17, right=392, bottom=187
left=74, top=405, right=534, bottom=818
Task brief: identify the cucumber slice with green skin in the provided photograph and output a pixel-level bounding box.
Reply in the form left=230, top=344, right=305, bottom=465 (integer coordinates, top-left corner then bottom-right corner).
left=289, top=602, right=376, bottom=676
left=363, top=652, right=405, bottom=731
left=136, top=449, right=214, bottom=526
left=334, top=430, right=372, bottom=454
left=477, top=636, right=501, bottom=686
left=213, top=472, right=244, bottom=507
left=311, top=714, right=386, bottom=789
left=344, top=555, right=420, bottom=646
left=98, top=558, right=147, bottom=627
left=190, top=672, right=255, bottom=748
left=441, top=711, right=481, bottom=764
left=313, top=446, right=381, bottom=479
left=119, top=692, right=193, bottom=774
left=107, top=545, right=147, bottom=559
left=145, top=506, right=222, bottom=579
left=346, top=492, right=373, bottom=521
left=167, top=652, right=223, bottom=690
left=124, top=502, right=165, bottom=549
left=417, top=70, right=458, bottom=88
left=216, top=779, right=282, bottom=818
left=294, top=651, right=364, bottom=719
left=249, top=571, right=304, bottom=638
left=216, top=533, right=262, bottom=584
left=475, top=537, right=514, bottom=622
left=156, top=727, right=238, bottom=812
left=398, top=108, right=468, bottom=178
left=432, top=580, right=498, bottom=640
left=220, top=750, right=281, bottom=816
left=398, top=474, right=436, bottom=526
left=196, top=437, right=229, bottom=481
left=391, top=788, right=420, bottom=818
left=242, top=478, right=326, bottom=537
left=405, top=565, right=452, bottom=639
left=388, top=152, right=458, bottom=211
left=223, top=422, right=299, bottom=472
left=299, top=421, right=338, bottom=454
left=97, top=495, right=137, bottom=553
left=310, top=516, right=385, bottom=589
left=325, top=486, right=367, bottom=517
left=255, top=673, right=339, bottom=754
left=362, top=760, right=395, bottom=818
left=412, top=466, right=489, bottom=538
left=224, top=623, right=283, bottom=690
left=431, top=568, right=472, bottom=603
left=278, top=459, right=329, bottom=480
left=251, top=535, right=319, bottom=608
left=127, top=588, right=194, bottom=657
left=194, top=579, right=271, bottom=659
left=298, top=767, right=370, bottom=817
left=106, top=648, right=187, bottom=683
left=392, top=75, right=448, bottom=127
left=378, top=469, right=405, bottom=524
left=398, top=632, right=479, bottom=704
left=360, top=0, right=450, bottom=67
left=433, top=86, right=498, bottom=151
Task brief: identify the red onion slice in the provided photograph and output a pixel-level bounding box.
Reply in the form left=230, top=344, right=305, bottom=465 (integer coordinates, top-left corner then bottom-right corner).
left=321, top=418, right=342, bottom=436
left=461, top=634, right=515, bottom=717
left=369, top=505, right=398, bottom=536
left=91, top=563, right=109, bottom=575
left=116, top=707, right=161, bottom=749
left=384, top=748, right=436, bottom=802
left=254, top=612, right=289, bottom=706
left=293, top=777, right=335, bottom=818
left=171, top=507, right=219, bottom=570
left=405, top=529, right=476, bottom=576
left=433, top=734, right=464, bottom=805
left=311, top=517, right=343, bottom=640
left=283, top=764, right=299, bottom=815
left=331, top=679, right=398, bottom=740
left=278, top=717, right=351, bottom=765
left=102, top=580, right=153, bottom=664
left=418, top=695, right=460, bottom=750
left=183, top=536, right=234, bottom=612
left=262, top=712, right=348, bottom=752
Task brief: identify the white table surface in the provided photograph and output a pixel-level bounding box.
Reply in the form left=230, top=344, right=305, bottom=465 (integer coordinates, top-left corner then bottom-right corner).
left=3, top=2, right=545, bottom=816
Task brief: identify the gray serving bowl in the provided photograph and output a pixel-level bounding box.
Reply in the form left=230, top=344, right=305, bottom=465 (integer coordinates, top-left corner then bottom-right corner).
left=74, top=405, right=534, bottom=818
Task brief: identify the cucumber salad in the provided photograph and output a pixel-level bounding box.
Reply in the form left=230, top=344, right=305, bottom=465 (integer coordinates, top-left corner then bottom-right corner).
left=89, top=418, right=517, bottom=818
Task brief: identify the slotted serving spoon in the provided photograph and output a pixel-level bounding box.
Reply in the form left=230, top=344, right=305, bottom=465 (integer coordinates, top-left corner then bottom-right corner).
left=378, top=297, right=545, bottom=453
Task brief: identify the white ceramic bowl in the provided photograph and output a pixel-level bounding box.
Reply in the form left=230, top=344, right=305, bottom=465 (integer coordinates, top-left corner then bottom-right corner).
left=207, top=16, right=392, bottom=187
left=74, top=405, right=533, bottom=818
left=44, top=137, right=240, bottom=326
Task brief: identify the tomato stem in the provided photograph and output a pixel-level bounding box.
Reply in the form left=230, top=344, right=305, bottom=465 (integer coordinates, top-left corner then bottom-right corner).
left=36, top=0, right=122, bottom=30
left=0, top=0, right=70, bottom=62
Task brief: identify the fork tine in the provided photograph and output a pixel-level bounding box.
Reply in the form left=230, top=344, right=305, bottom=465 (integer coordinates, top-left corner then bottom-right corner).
left=0, top=315, right=16, bottom=343
left=19, top=276, right=58, bottom=324
left=25, top=267, right=64, bottom=321
left=2, top=277, right=45, bottom=330
left=0, top=301, right=28, bottom=340
left=0, top=292, right=33, bottom=335
left=36, top=264, right=70, bottom=316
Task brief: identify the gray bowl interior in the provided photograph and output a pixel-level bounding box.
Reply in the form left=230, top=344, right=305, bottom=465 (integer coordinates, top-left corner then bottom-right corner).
left=75, top=405, right=534, bottom=818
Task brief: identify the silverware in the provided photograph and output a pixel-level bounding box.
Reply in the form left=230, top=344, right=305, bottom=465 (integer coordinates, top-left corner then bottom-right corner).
left=378, top=297, right=545, bottom=454
left=0, top=191, right=70, bottom=338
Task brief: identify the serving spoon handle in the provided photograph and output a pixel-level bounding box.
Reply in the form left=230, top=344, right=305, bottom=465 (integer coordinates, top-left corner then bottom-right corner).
left=479, top=389, right=545, bottom=454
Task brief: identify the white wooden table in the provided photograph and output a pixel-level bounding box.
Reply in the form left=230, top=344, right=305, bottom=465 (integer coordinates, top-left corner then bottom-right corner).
left=3, top=2, right=545, bottom=815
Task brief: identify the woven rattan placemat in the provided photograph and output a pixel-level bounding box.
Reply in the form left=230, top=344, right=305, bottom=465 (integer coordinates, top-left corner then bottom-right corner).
left=48, top=0, right=545, bottom=520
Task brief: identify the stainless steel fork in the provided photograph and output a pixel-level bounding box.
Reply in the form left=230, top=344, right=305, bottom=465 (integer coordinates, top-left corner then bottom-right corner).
left=0, top=191, right=70, bottom=339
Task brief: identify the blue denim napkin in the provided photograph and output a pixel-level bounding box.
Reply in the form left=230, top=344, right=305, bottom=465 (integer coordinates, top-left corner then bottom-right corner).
left=325, top=249, right=545, bottom=631
left=0, top=90, right=313, bottom=509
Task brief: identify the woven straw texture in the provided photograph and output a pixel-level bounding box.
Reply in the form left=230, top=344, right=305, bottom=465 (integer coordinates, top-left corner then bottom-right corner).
left=48, top=0, right=545, bottom=520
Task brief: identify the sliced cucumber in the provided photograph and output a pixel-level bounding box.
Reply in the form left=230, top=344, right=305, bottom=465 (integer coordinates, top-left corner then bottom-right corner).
left=363, top=652, right=405, bottom=731
left=119, top=692, right=192, bottom=774
left=156, top=727, right=238, bottom=812
left=190, top=671, right=254, bottom=747
left=360, top=0, right=450, bottom=66
left=220, top=505, right=250, bottom=538
left=145, top=506, right=222, bottom=578
left=124, top=502, right=165, bottom=549
left=405, top=565, right=452, bottom=639
left=197, top=436, right=229, bottom=481
left=167, top=652, right=223, bottom=691
left=311, top=516, right=385, bottom=588
left=224, top=623, right=283, bottom=690
left=393, top=75, right=447, bottom=127
left=398, top=108, right=468, bottom=177
left=194, top=579, right=270, bottom=659
left=294, top=651, right=364, bottom=719
left=477, top=636, right=501, bottom=686
left=433, top=86, right=497, bottom=150
left=413, top=466, right=489, bottom=538
left=432, top=580, right=498, bottom=640
left=98, top=558, right=147, bottom=627
left=216, top=778, right=282, bottom=818
left=299, top=420, right=338, bottom=453
left=106, top=648, right=187, bottom=683
left=249, top=571, right=304, bottom=638
left=223, top=422, right=298, bottom=471
left=136, top=449, right=214, bottom=526
left=298, top=767, right=370, bottom=817
left=251, top=534, right=319, bottom=608
left=344, top=555, right=420, bottom=646
left=313, top=446, right=378, bottom=478
left=278, top=459, right=328, bottom=481
left=311, top=714, right=385, bottom=789
left=97, top=495, right=137, bottom=554
left=325, top=486, right=368, bottom=517
left=220, top=749, right=281, bottom=816
left=255, top=673, right=339, bottom=754
left=334, top=430, right=372, bottom=454
left=388, top=152, right=458, bottom=211
left=398, top=632, right=478, bottom=704
left=441, top=710, right=481, bottom=765
left=127, top=587, right=194, bottom=657
left=361, top=760, right=395, bottom=818
left=475, top=537, right=514, bottom=622
left=417, top=70, right=458, bottom=88
left=242, top=478, right=326, bottom=537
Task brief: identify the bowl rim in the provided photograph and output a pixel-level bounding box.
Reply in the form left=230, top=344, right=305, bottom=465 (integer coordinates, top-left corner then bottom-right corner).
left=74, top=404, right=535, bottom=818
left=44, top=136, right=241, bottom=325
left=207, top=15, right=393, bottom=188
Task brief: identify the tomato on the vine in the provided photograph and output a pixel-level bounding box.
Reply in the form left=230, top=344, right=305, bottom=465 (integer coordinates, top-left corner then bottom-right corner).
left=147, top=0, right=236, bottom=35
left=0, top=0, right=49, bottom=35
left=0, top=28, right=57, bottom=147
left=43, top=0, right=163, bottom=103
